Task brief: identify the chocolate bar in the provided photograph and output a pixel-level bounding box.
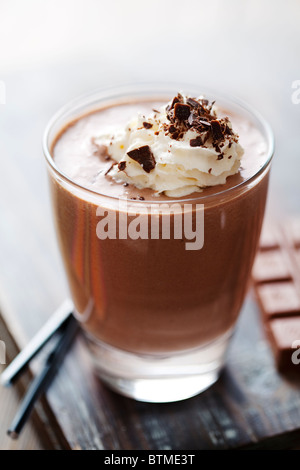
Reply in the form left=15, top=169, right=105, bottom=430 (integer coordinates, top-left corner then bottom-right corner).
left=252, top=217, right=300, bottom=372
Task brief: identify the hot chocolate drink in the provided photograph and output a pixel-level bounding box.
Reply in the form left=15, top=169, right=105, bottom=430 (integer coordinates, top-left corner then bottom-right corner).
left=44, top=86, right=273, bottom=401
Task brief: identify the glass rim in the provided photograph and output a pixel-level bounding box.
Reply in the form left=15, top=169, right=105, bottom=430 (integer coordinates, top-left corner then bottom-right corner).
left=42, top=81, right=275, bottom=204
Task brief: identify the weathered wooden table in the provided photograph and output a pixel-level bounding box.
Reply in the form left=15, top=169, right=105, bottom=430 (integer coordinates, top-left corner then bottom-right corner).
left=0, top=55, right=300, bottom=449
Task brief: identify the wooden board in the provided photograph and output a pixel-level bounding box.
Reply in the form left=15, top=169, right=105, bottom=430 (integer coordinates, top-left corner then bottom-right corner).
left=1, top=63, right=300, bottom=450
left=37, top=296, right=300, bottom=449
left=2, top=293, right=300, bottom=450
left=0, top=314, right=46, bottom=450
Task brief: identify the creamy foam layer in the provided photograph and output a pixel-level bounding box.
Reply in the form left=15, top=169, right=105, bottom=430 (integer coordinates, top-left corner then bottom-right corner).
left=93, top=94, right=244, bottom=197
left=53, top=99, right=268, bottom=200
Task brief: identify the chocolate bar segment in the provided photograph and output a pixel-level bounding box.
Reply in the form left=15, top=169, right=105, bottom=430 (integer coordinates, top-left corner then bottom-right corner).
left=295, top=249, right=300, bottom=270
left=285, top=218, right=300, bottom=247
left=267, top=317, right=300, bottom=372
left=256, top=282, right=300, bottom=318
left=252, top=217, right=300, bottom=372
left=259, top=220, right=280, bottom=250
left=252, top=250, right=292, bottom=282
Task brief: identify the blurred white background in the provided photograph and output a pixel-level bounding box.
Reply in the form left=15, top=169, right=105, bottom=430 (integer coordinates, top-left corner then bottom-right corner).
left=0, top=0, right=299, bottom=208
left=0, top=0, right=299, bottom=96
left=1, top=0, right=299, bottom=96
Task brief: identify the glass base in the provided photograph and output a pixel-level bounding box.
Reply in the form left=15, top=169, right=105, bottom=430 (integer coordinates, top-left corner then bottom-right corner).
left=85, top=329, right=233, bottom=403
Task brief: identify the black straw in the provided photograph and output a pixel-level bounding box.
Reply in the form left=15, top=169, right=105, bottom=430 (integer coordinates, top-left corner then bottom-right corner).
left=7, top=315, right=78, bottom=439
left=1, top=299, right=73, bottom=387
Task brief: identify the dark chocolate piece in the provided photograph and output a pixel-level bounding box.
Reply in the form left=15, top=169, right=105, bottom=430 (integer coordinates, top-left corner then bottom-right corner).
left=164, top=94, right=237, bottom=148
left=211, top=120, right=223, bottom=141
left=190, top=136, right=203, bottom=147
left=143, top=122, right=153, bottom=129
left=169, top=96, right=180, bottom=109
left=186, top=98, right=200, bottom=108
left=118, top=161, right=126, bottom=171
left=127, top=145, right=156, bottom=173
left=174, top=103, right=190, bottom=121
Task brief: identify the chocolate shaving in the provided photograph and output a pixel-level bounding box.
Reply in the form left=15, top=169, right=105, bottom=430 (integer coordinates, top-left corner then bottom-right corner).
left=170, top=96, right=180, bottom=109
left=127, top=145, right=156, bottom=173
left=118, top=161, right=126, bottom=171
left=190, top=136, right=203, bottom=147
left=211, top=120, right=224, bottom=141
left=225, top=125, right=233, bottom=135
left=174, top=103, right=190, bottom=121
left=105, top=163, right=115, bottom=175
left=163, top=93, right=236, bottom=152
left=143, top=122, right=153, bottom=129
left=217, top=154, right=224, bottom=160
left=199, top=120, right=211, bottom=127
left=187, top=98, right=200, bottom=108
left=200, top=98, right=209, bottom=106
left=166, top=96, right=180, bottom=111
left=188, top=112, right=197, bottom=126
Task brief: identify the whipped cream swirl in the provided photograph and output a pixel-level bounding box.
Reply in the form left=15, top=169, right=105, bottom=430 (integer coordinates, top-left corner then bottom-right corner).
left=93, top=93, right=244, bottom=197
